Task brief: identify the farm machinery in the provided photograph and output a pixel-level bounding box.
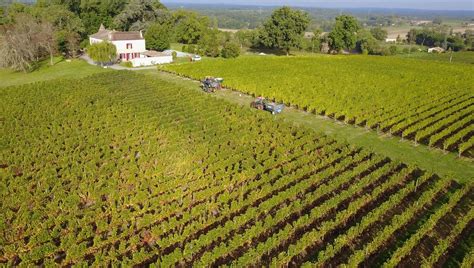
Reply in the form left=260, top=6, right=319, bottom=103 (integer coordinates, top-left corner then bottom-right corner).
left=250, top=97, right=285, bottom=115
left=201, top=77, right=224, bottom=93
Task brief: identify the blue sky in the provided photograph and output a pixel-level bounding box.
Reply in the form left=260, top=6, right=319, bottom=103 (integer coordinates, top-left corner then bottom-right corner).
left=163, top=1, right=474, bottom=10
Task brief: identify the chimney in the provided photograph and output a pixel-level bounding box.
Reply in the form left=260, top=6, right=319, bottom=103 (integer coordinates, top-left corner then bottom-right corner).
left=140, top=30, right=143, bottom=38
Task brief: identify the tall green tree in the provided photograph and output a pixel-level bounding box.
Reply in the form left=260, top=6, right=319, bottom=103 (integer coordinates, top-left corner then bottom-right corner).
left=173, top=11, right=208, bottom=44
left=328, top=15, right=360, bottom=52
left=79, top=0, right=127, bottom=35
left=370, top=27, right=388, bottom=41
left=145, top=22, right=170, bottom=51
left=259, top=6, right=310, bottom=55
left=88, top=41, right=116, bottom=65
left=357, top=29, right=380, bottom=55
left=309, top=28, right=322, bottom=53
left=198, top=29, right=220, bottom=57
left=113, top=0, right=167, bottom=31
left=32, top=4, right=84, bottom=56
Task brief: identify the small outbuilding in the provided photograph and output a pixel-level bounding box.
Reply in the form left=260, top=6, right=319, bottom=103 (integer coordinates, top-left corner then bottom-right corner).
left=131, top=50, right=173, bottom=67
left=428, top=47, right=445, bottom=53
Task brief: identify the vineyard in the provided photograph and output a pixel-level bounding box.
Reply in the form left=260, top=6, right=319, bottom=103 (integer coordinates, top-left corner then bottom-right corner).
left=162, top=55, right=474, bottom=157
left=0, top=71, right=473, bottom=266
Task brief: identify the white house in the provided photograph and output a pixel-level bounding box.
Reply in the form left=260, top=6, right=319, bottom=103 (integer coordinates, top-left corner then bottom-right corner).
left=89, top=25, right=173, bottom=66
left=90, top=24, right=146, bottom=62
left=385, top=38, right=397, bottom=43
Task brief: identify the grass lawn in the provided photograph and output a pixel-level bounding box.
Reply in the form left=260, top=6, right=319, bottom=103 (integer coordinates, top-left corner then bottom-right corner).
left=140, top=69, right=474, bottom=183
left=0, top=57, right=109, bottom=88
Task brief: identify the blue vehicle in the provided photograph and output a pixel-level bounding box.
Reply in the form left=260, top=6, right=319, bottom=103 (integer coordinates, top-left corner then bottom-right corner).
left=250, top=97, right=285, bottom=115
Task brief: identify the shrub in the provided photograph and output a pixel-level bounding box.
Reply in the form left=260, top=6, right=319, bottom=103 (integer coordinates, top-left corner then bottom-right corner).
left=221, top=42, right=241, bottom=59
left=389, top=45, right=398, bottom=55
left=188, top=45, right=196, bottom=54
left=88, top=41, right=117, bottom=65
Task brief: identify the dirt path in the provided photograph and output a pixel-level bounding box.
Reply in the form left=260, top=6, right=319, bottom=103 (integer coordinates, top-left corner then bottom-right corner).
left=138, top=69, right=474, bottom=183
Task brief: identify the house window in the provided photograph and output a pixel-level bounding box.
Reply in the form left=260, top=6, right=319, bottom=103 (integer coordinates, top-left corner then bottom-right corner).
left=126, top=43, right=133, bottom=49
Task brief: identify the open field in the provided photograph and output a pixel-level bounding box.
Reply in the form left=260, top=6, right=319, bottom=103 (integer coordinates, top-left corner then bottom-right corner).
left=384, top=25, right=474, bottom=39
left=1, top=71, right=472, bottom=266
left=0, top=58, right=110, bottom=88
left=396, top=51, right=474, bottom=65
left=162, top=55, right=474, bottom=157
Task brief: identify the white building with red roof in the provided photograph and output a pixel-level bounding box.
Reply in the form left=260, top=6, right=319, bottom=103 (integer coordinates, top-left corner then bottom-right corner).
left=89, top=24, right=146, bottom=62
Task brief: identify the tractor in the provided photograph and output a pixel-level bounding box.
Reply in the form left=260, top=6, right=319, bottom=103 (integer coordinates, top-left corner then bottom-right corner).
left=250, top=97, right=285, bottom=115
left=201, top=77, right=224, bottom=93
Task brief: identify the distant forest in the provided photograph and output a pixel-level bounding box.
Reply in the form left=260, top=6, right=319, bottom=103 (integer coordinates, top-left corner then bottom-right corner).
left=166, top=3, right=474, bottom=30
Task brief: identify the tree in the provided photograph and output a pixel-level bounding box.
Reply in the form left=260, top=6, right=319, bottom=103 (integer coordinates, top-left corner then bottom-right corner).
left=447, top=33, right=466, bottom=51
left=328, top=15, right=360, bottom=52
left=198, top=29, right=220, bottom=57
left=221, top=42, right=240, bottom=58
left=32, top=4, right=84, bottom=57
left=235, top=29, right=260, bottom=49
left=259, top=6, right=310, bottom=56
left=87, top=41, right=116, bottom=65
left=0, top=13, right=57, bottom=72
left=356, top=30, right=380, bottom=55
left=406, top=29, right=418, bottom=44
left=173, top=11, right=208, bottom=44
left=113, top=0, right=167, bottom=31
left=0, top=14, right=40, bottom=72
left=66, top=32, right=81, bottom=57
left=37, top=21, right=57, bottom=65
left=300, top=29, right=322, bottom=53
left=433, top=17, right=443, bottom=25
left=79, top=0, right=127, bottom=35
left=370, top=27, right=387, bottom=41
left=464, top=30, right=474, bottom=50
left=396, top=34, right=402, bottom=43
left=145, top=22, right=170, bottom=51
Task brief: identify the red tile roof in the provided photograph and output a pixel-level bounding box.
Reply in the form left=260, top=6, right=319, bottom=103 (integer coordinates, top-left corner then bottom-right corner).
left=90, top=25, right=144, bottom=41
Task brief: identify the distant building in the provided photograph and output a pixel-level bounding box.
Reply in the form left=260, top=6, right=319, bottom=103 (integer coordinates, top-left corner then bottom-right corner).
left=410, top=20, right=432, bottom=26
left=385, top=38, right=397, bottom=43
left=304, top=32, right=315, bottom=39
left=428, top=47, right=445, bottom=53
left=89, top=24, right=146, bottom=62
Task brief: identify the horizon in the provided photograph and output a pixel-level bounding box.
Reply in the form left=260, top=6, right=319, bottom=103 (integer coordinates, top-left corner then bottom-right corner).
left=162, top=0, right=474, bottom=11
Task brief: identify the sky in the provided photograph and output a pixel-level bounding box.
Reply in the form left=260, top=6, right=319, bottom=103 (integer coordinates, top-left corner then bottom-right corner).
left=163, top=1, right=474, bottom=11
